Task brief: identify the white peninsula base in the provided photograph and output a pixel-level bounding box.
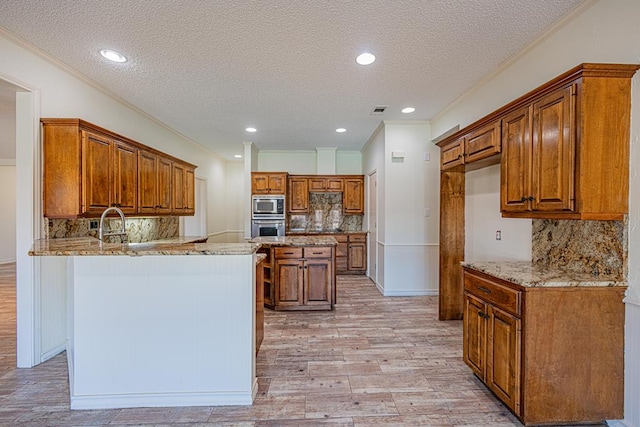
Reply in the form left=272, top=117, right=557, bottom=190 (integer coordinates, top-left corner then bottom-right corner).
left=66, top=254, right=257, bottom=410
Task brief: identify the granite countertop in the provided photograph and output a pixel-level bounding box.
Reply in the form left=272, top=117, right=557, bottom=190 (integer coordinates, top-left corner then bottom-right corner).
left=250, top=236, right=338, bottom=246
left=462, top=261, right=627, bottom=288
left=285, top=230, right=367, bottom=235
left=29, top=236, right=260, bottom=256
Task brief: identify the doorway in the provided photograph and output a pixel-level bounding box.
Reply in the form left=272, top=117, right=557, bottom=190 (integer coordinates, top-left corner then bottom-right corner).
left=368, top=170, right=377, bottom=284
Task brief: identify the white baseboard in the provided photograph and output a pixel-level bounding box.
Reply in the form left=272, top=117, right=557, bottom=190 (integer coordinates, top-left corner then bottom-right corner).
left=70, top=389, right=255, bottom=410
left=40, top=342, right=66, bottom=363
left=383, top=289, right=439, bottom=297
left=606, top=420, right=632, bottom=427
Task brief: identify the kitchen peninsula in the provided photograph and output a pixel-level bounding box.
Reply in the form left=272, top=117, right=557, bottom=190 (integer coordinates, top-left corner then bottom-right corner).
left=30, top=237, right=260, bottom=410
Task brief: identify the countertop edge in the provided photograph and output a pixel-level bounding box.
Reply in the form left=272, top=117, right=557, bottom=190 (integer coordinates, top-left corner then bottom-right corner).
left=462, top=261, right=627, bottom=288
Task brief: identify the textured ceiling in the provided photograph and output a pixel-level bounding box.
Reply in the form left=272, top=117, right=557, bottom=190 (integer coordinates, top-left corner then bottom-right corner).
left=0, top=0, right=585, bottom=159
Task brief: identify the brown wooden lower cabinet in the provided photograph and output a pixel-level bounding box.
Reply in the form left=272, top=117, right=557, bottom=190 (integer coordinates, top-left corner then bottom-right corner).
left=463, top=267, right=625, bottom=426
left=317, top=233, right=367, bottom=275
left=261, top=245, right=335, bottom=311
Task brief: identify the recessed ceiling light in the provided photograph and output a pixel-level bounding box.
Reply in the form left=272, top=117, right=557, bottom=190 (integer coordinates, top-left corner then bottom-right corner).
left=245, top=127, right=257, bottom=132
left=234, top=154, right=243, bottom=158
left=99, top=49, right=127, bottom=63
left=355, top=52, right=375, bottom=65
left=336, top=128, right=346, bottom=133
left=402, top=107, right=416, bottom=114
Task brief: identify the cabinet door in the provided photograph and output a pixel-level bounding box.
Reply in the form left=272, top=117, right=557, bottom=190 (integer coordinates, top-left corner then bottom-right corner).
left=500, top=106, right=531, bottom=213
left=466, top=121, right=501, bottom=163
left=304, top=259, right=332, bottom=306
left=531, top=85, right=575, bottom=212
left=486, top=305, right=521, bottom=415
left=138, top=151, right=158, bottom=214
left=344, top=177, right=364, bottom=214
left=348, top=242, right=366, bottom=271
left=289, top=178, right=309, bottom=213
left=440, top=137, right=465, bottom=170
left=113, top=142, right=138, bottom=214
left=275, top=258, right=304, bottom=307
left=157, top=157, right=173, bottom=214
left=252, top=173, right=270, bottom=194
left=463, top=293, right=487, bottom=379
left=172, top=163, right=186, bottom=213
left=308, top=178, right=326, bottom=192
left=327, top=178, right=344, bottom=192
left=184, top=167, right=195, bottom=215
left=268, top=174, right=286, bottom=194
left=82, top=131, right=112, bottom=214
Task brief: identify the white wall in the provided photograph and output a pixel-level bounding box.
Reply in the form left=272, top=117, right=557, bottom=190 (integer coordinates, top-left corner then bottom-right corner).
left=362, top=124, right=386, bottom=290
left=363, top=121, right=438, bottom=296
left=465, top=165, right=531, bottom=261
left=258, top=150, right=363, bottom=174
left=0, top=165, right=16, bottom=263
left=430, top=1, right=640, bottom=424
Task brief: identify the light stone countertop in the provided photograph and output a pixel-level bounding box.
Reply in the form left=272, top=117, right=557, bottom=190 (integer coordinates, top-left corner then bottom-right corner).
left=250, top=235, right=338, bottom=246
left=462, top=261, right=627, bottom=288
left=285, top=230, right=368, bottom=235
left=29, top=236, right=260, bottom=256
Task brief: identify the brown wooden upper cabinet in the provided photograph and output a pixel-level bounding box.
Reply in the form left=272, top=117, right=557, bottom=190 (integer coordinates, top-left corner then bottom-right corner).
left=252, top=172, right=287, bottom=194
left=288, top=177, right=309, bottom=213
left=42, top=118, right=197, bottom=218
left=138, top=150, right=173, bottom=215
left=344, top=177, right=365, bottom=214
left=500, top=65, right=638, bottom=219
left=172, top=163, right=196, bottom=215
left=440, top=121, right=500, bottom=171
left=309, top=177, right=344, bottom=192
left=437, top=63, right=639, bottom=220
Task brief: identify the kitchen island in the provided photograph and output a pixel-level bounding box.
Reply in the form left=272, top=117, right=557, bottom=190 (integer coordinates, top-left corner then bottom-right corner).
left=251, top=236, right=337, bottom=311
left=30, top=237, right=261, bottom=410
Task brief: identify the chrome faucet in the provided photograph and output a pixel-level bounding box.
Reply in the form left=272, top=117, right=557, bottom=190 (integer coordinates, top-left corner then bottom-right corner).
left=98, top=207, right=127, bottom=243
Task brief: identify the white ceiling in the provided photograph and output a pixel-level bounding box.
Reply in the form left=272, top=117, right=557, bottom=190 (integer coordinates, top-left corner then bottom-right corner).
left=0, top=0, right=586, bottom=160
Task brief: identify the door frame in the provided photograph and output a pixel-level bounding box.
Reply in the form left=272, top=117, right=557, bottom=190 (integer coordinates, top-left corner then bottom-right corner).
left=1, top=72, right=42, bottom=368
left=367, top=169, right=377, bottom=285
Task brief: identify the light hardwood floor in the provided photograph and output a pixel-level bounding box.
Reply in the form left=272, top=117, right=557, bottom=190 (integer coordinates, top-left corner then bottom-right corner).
left=0, top=264, right=599, bottom=426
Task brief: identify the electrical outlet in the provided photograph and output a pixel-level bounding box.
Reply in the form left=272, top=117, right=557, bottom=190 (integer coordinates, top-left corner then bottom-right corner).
left=496, top=230, right=502, bottom=241
left=424, top=152, right=430, bottom=161
left=424, top=208, right=431, bottom=217
left=90, top=220, right=99, bottom=230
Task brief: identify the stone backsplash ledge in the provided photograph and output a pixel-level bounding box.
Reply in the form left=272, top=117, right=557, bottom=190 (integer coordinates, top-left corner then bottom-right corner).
left=45, top=217, right=180, bottom=243
left=532, top=219, right=627, bottom=279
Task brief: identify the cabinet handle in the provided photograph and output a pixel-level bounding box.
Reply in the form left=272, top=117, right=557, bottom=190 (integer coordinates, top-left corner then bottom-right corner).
left=521, top=197, right=527, bottom=202
left=304, top=266, right=308, bottom=269
left=478, top=311, right=486, bottom=317
left=528, top=196, right=535, bottom=202
left=477, top=286, right=491, bottom=294
left=312, top=252, right=323, bottom=255
left=284, top=252, right=294, bottom=255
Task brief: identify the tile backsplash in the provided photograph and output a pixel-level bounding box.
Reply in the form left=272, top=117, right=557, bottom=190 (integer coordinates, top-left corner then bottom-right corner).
left=45, top=217, right=180, bottom=243
left=288, top=192, right=363, bottom=232
left=532, top=219, right=627, bottom=279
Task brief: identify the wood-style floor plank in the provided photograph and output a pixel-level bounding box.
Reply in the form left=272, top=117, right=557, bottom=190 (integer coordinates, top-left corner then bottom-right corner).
left=0, top=265, right=603, bottom=426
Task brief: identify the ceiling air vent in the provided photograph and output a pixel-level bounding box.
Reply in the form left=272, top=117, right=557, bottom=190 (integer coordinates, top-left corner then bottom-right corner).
left=371, top=105, right=388, bottom=115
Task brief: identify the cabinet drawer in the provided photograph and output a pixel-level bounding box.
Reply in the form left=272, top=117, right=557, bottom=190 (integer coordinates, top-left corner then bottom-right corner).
left=349, top=234, right=366, bottom=243
left=274, top=247, right=303, bottom=259
left=334, top=234, right=348, bottom=243
left=336, top=242, right=348, bottom=257
left=304, top=247, right=332, bottom=258
left=464, top=272, right=521, bottom=316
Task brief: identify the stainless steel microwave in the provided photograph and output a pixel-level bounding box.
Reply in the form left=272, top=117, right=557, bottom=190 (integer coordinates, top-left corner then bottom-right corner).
left=252, top=195, right=285, bottom=219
